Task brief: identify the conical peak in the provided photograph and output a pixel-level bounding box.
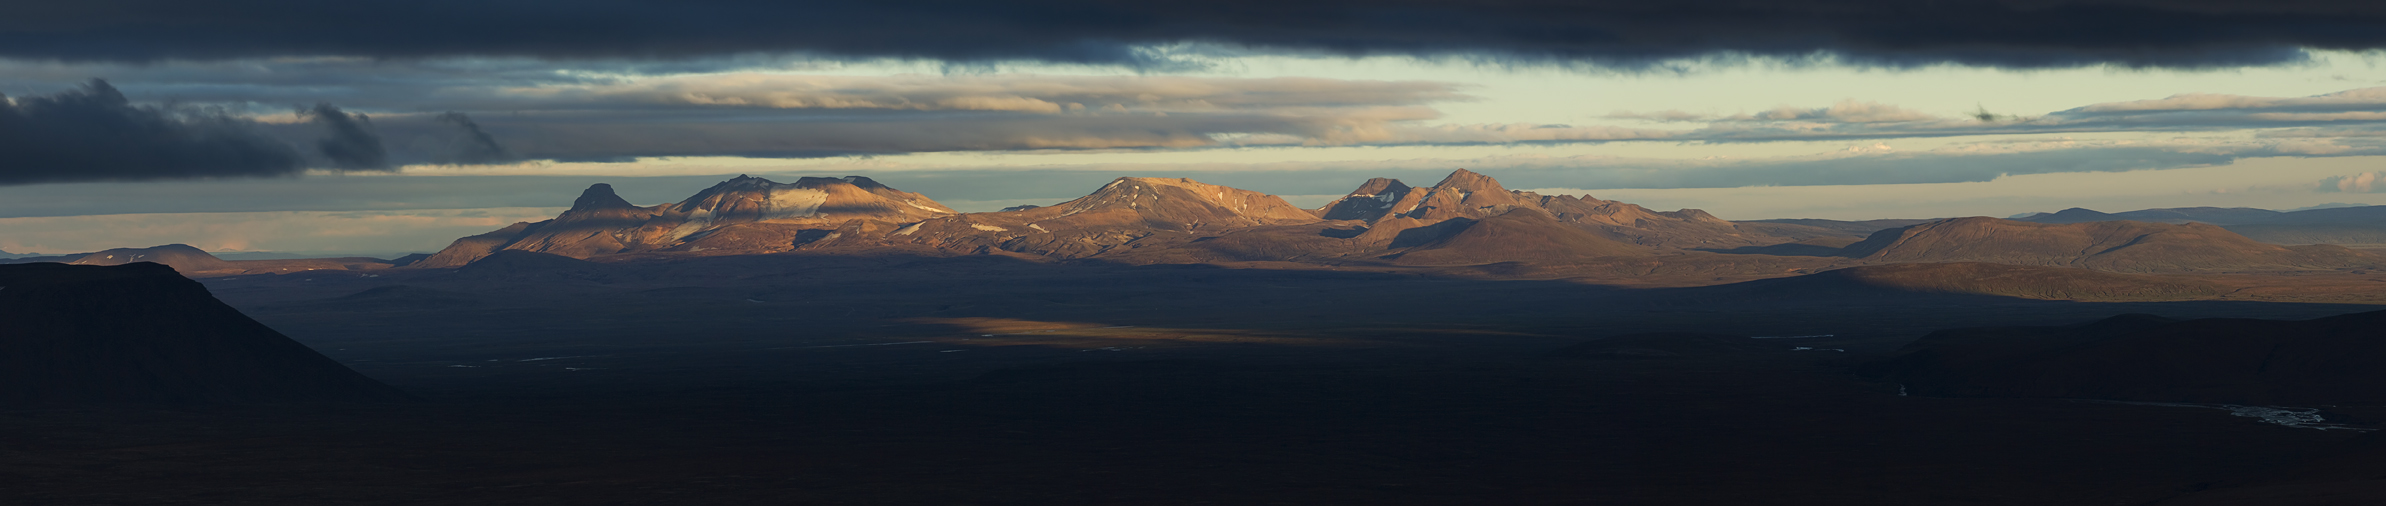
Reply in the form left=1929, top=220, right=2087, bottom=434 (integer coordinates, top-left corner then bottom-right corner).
left=842, top=176, right=888, bottom=189
left=721, top=174, right=775, bottom=186
left=1094, top=176, right=1221, bottom=195
left=1347, top=177, right=1411, bottom=197
left=569, top=183, right=636, bottom=212
left=1433, top=169, right=1508, bottom=193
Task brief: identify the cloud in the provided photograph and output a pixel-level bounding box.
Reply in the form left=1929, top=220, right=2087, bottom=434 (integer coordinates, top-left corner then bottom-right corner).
left=1581, top=87, right=2386, bottom=146
left=0, top=79, right=305, bottom=184
left=349, top=74, right=1485, bottom=158
left=426, top=112, right=514, bottom=165
left=303, top=103, right=389, bottom=170
left=2321, top=172, right=2386, bottom=192
left=505, top=74, right=1473, bottom=113
left=41, top=72, right=2386, bottom=169
left=3, top=1, right=2384, bottom=70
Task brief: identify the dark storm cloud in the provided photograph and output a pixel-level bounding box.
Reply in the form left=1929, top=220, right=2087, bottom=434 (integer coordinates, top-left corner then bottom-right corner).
left=427, top=113, right=514, bottom=165
left=6, top=1, right=2386, bottom=69
left=0, top=79, right=305, bottom=184
left=0, top=79, right=495, bottom=185
left=302, top=103, right=389, bottom=170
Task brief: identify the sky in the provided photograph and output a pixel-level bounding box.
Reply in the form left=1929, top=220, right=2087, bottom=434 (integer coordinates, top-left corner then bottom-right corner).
left=10, top=0, right=2386, bottom=255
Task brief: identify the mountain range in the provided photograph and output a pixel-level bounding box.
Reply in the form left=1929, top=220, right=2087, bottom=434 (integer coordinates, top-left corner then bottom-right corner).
left=8, top=170, right=2376, bottom=281
left=405, top=169, right=2375, bottom=276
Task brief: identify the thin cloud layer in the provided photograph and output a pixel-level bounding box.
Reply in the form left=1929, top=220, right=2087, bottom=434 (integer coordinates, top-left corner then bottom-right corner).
left=1596, top=86, right=2386, bottom=144
left=354, top=74, right=1489, bottom=157
left=4, top=1, right=2385, bottom=69
left=511, top=74, right=1472, bottom=113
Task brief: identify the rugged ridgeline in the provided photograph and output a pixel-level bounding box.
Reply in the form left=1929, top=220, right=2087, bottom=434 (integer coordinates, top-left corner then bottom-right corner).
left=0, top=263, right=410, bottom=405
left=847, top=176, right=1325, bottom=258
left=1306, top=169, right=1808, bottom=250
left=1862, top=309, right=2386, bottom=405
left=801, top=169, right=1810, bottom=265
left=1839, top=217, right=2375, bottom=272
left=416, top=176, right=957, bottom=267
left=424, top=170, right=1710, bottom=267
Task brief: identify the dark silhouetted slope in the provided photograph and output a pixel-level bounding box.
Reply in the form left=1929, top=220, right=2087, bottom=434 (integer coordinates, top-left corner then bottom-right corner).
left=0, top=263, right=409, bottom=406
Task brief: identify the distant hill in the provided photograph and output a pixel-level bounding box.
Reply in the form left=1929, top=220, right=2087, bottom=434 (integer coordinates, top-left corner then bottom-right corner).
left=1840, top=217, right=2376, bottom=272
left=2012, top=204, right=2386, bottom=245
left=2013, top=206, right=2283, bottom=225
left=60, top=244, right=236, bottom=273
left=0, top=245, right=400, bottom=277
left=1737, top=218, right=1935, bottom=235
left=2013, top=204, right=2386, bottom=226
left=0, top=262, right=410, bottom=406
left=1862, top=309, right=2386, bottom=405
left=1705, top=262, right=2230, bottom=301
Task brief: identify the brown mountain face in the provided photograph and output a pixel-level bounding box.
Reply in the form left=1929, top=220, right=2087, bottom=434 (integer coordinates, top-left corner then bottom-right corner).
left=0, top=262, right=410, bottom=405
left=1386, top=208, right=1653, bottom=265
left=1312, top=177, right=1413, bottom=220
left=1840, top=217, right=2377, bottom=272
left=414, top=175, right=958, bottom=267
left=840, top=177, right=1324, bottom=258
left=1317, top=169, right=1796, bottom=251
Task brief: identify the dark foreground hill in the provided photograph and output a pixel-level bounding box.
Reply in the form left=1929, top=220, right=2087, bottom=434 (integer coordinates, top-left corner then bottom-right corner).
left=0, top=263, right=409, bottom=406
left=1863, top=309, right=2386, bottom=405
